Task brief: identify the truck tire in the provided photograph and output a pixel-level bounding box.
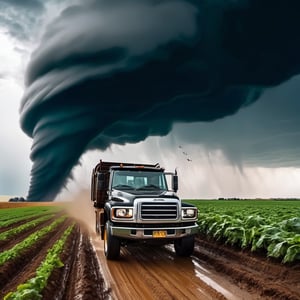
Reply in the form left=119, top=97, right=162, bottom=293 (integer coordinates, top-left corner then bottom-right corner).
left=174, top=235, right=195, bottom=257
left=104, top=221, right=120, bottom=260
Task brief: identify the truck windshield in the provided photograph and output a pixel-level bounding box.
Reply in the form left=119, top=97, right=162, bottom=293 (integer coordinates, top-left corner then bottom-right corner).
left=112, top=170, right=168, bottom=191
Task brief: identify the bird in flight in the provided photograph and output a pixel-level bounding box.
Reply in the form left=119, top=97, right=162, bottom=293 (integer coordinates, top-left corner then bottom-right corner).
left=178, top=145, right=192, bottom=162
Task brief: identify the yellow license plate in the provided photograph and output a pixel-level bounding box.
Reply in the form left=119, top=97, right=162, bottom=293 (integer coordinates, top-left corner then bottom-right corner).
left=152, top=230, right=167, bottom=238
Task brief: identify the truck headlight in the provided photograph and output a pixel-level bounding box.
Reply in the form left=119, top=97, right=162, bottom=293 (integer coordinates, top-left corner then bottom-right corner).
left=182, top=208, right=197, bottom=219
left=114, top=208, right=133, bottom=218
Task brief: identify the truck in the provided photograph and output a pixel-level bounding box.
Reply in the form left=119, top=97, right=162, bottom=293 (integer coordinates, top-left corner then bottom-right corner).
left=91, top=160, right=199, bottom=260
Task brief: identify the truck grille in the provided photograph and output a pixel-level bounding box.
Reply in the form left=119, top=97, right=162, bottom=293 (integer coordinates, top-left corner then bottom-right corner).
left=140, top=202, right=178, bottom=220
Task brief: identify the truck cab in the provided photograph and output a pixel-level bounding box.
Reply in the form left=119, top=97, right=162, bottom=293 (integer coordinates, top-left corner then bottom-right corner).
left=91, top=160, right=198, bottom=260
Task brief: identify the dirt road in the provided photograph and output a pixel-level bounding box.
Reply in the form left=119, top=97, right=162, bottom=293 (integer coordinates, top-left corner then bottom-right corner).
left=91, top=230, right=300, bottom=300
left=67, top=196, right=300, bottom=300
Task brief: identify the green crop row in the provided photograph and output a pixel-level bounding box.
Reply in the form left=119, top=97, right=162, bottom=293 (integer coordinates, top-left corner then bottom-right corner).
left=0, top=206, right=62, bottom=227
left=0, top=214, right=55, bottom=241
left=0, top=216, right=67, bottom=266
left=0, top=206, right=61, bottom=220
left=4, top=224, right=75, bottom=300
left=186, top=200, right=300, bottom=263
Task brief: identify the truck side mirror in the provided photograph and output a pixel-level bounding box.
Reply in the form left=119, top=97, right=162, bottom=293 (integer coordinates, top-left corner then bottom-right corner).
left=97, top=172, right=105, bottom=190
left=172, top=175, right=178, bottom=192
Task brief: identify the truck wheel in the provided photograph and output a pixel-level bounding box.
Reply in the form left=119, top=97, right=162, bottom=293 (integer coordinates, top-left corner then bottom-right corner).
left=104, top=221, right=120, bottom=260
left=174, top=235, right=195, bottom=257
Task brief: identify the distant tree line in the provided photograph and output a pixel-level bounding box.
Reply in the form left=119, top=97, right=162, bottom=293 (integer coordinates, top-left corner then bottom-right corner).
left=8, top=197, right=26, bottom=202
left=218, top=197, right=300, bottom=201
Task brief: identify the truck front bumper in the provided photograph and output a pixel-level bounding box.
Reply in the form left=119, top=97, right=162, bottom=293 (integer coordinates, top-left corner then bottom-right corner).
left=110, top=223, right=199, bottom=239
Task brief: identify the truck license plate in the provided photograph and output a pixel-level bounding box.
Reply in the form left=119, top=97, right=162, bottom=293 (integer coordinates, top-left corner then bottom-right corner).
left=152, top=230, right=167, bottom=238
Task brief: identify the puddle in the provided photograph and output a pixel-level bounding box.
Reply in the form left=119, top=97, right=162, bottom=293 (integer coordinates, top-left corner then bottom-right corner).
left=192, top=257, right=253, bottom=300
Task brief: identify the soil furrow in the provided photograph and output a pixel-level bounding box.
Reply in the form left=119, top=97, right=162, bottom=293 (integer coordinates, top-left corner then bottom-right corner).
left=0, top=215, right=44, bottom=233
left=194, top=235, right=300, bottom=300
left=0, top=218, right=72, bottom=298
left=42, top=222, right=110, bottom=300
left=0, top=213, right=65, bottom=251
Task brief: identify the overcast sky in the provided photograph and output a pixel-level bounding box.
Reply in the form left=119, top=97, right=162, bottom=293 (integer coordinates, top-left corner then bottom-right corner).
left=1, top=0, right=300, bottom=200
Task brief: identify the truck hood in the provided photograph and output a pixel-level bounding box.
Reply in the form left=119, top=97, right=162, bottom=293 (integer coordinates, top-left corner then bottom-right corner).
left=111, top=190, right=178, bottom=204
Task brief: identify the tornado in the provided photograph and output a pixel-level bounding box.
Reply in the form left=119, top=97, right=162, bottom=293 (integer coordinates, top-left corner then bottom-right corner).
left=20, top=0, right=300, bottom=201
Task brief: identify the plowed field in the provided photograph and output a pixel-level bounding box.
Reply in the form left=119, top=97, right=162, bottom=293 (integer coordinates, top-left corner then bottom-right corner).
left=0, top=202, right=110, bottom=299
left=1, top=201, right=300, bottom=299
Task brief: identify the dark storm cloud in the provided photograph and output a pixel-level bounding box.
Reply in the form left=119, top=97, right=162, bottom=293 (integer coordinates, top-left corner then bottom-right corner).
left=173, top=75, right=300, bottom=168
left=20, top=0, right=300, bottom=201
left=0, top=0, right=45, bottom=41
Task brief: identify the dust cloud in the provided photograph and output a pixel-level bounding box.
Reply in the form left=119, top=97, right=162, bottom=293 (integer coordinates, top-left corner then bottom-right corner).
left=62, top=189, right=95, bottom=232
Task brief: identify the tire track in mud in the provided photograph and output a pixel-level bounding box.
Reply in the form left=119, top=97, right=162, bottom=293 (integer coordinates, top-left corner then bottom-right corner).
left=119, top=245, right=227, bottom=300
left=91, top=237, right=255, bottom=300
left=91, top=233, right=300, bottom=300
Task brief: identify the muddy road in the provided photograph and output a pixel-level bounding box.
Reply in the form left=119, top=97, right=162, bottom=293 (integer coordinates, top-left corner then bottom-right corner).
left=65, top=195, right=300, bottom=299
left=92, top=234, right=246, bottom=300
left=90, top=230, right=300, bottom=300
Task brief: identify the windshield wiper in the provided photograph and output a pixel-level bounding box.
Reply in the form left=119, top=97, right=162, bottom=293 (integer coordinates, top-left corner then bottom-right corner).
left=112, top=184, right=133, bottom=190
left=136, top=184, right=161, bottom=190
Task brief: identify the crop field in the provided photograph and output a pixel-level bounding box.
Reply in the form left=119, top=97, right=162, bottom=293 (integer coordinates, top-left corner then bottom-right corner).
left=186, top=199, right=300, bottom=263
left=1, top=200, right=300, bottom=299
left=0, top=203, right=109, bottom=299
